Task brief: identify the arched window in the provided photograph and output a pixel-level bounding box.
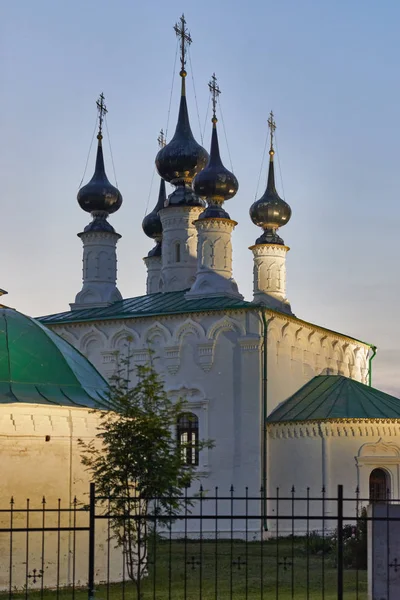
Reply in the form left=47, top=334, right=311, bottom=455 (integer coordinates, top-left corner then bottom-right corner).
left=369, top=468, right=389, bottom=502
left=175, top=242, right=181, bottom=263
left=177, top=412, right=199, bottom=466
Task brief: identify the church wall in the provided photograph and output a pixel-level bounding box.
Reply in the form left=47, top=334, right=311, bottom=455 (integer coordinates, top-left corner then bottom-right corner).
left=267, top=420, right=400, bottom=535
left=50, top=309, right=370, bottom=501
left=0, top=404, right=123, bottom=589
left=266, top=313, right=370, bottom=415
left=51, top=310, right=264, bottom=500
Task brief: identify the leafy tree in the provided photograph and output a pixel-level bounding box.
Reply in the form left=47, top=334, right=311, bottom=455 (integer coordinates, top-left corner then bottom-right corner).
left=80, top=354, right=212, bottom=595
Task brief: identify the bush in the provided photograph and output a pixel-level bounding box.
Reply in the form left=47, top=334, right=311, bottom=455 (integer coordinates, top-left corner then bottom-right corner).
left=307, top=531, right=332, bottom=555
left=330, top=508, right=367, bottom=570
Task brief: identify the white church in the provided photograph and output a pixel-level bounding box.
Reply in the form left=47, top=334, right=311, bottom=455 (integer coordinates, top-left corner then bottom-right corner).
left=2, top=15, right=400, bottom=518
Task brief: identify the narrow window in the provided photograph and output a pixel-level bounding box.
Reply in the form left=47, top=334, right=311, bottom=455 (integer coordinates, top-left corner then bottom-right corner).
left=177, top=412, right=199, bottom=466
left=369, top=468, right=389, bottom=502
left=175, top=243, right=181, bottom=263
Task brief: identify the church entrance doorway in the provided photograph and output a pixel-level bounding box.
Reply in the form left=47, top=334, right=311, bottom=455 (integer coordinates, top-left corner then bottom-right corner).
left=369, top=468, right=389, bottom=502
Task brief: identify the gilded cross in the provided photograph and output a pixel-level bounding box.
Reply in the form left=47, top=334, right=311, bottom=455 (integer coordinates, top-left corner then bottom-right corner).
left=174, top=14, right=192, bottom=73
left=268, top=110, right=276, bottom=152
left=208, top=73, right=221, bottom=120
left=157, top=129, right=166, bottom=148
left=96, top=93, right=108, bottom=137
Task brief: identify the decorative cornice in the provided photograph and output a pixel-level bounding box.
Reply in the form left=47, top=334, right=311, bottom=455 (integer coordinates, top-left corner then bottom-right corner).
left=78, top=231, right=121, bottom=241
left=268, top=419, right=400, bottom=439
left=194, top=218, right=238, bottom=230
left=250, top=243, right=290, bottom=253
left=48, top=305, right=372, bottom=350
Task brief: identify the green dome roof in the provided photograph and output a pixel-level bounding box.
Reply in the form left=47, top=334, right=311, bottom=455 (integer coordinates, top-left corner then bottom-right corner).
left=267, top=375, right=400, bottom=423
left=0, top=307, right=111, bottom=409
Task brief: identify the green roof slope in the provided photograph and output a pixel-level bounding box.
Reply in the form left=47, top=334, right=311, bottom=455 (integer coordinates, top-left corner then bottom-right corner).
left=0, top=308, right=111, bottom=409
left=267, top=375, right=400, bottom=423
left=38, top=290, right=253, bottom=325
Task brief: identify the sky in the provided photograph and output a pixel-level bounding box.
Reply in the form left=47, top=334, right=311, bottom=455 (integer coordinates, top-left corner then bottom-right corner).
left=2, top=0, right=400, bottom=394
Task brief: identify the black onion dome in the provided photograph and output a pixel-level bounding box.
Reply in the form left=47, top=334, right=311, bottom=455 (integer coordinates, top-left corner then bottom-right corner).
left=155, top=77, right=208, bottom=188
left=77, top=136, right=123, bottom=214
left=193, top=120, right=238, bottom=207
left=250, top=151, right=291, bottom=245
left=142, top=178, right=166, bottom=240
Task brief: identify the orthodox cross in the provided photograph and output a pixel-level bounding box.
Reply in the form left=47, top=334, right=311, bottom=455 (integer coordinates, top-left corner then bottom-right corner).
left=389, top=558, right=399, bottom=572
left=27, top=569, right=44, bottom=584
left=96, top=93, right=108, bottom=137
left=174, top=14, right=192, bottom=73
left=186, top=556, right=201, bottom=570
left=157, top=129, right=166, bottom=148
left=268, top=110, right=276, bottom=152
left=278, top=556, right=293, bottom=571
left=232, top=556, right=247, bottom=570
left=208, top=73, right=221, bottom=121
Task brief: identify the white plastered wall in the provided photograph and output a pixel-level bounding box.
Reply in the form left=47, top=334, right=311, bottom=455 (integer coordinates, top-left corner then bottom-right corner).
left=267, top=420, right=400, bottom=534
left=51, top=307, right=370, bottom=500
left=0, top=404, right=123, bottom=589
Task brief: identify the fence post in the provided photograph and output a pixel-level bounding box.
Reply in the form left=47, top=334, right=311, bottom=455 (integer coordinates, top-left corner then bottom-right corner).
left=337, top=485, right=343, bottom=600
left=88, top=483, right=95, bottom=600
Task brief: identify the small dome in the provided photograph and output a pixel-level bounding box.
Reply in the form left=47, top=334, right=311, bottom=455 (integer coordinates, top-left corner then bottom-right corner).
left=0, top=308, right=111, bottom=408
left=142, top=178, right=166, bottom=240
left=155, top=77, right=208, bottom=188
left=193, top=120, right=238, bottom=204
left=250, top=151, right=291, bottom=245
left=77, top=136, right=123, bottom=215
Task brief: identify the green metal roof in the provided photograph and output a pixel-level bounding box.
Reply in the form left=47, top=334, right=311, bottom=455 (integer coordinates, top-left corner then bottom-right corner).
left=38, top=290, right=254, bottom=325
left=267, top=375, right=400, bottom=423
left=0, top=307, right=111, bottom=409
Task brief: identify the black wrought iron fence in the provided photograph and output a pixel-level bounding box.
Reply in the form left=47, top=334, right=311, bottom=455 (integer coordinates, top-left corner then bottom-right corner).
left=0, top=485, right=399, bottom=600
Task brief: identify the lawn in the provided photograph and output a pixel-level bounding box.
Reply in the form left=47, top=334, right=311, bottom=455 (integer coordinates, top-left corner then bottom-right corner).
left=3, top=538, right=367, bottom=600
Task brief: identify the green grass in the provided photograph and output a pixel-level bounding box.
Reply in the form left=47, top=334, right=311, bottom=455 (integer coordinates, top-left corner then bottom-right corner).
left=3, top=539, right=368, bottom=600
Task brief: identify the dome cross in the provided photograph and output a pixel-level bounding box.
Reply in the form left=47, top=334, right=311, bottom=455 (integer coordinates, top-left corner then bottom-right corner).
left=268, top=110, right=276, bottom=153
left=174, top=14, right=192, bottom=75
left=96, top=93, right=108, bottom=138
left=208, top=73, right=221, bottom=121
left=157, top=129, right=166, bottom=148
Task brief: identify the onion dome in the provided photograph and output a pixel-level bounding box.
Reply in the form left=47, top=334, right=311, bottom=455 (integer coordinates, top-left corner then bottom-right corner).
left=194, top=75, right=238, bottom=220
left=77, top=94, right=122, bottom=232
left=250, top=112, right=291, bottom=245
left=142, top=177, right=166, bottom=257
left=77, top=134, right=122, bottom=215
left=155, top=16, right=208, bottom=208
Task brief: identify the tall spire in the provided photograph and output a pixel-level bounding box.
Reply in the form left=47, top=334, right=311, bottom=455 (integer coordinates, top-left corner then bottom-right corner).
left=155, top=15, right=208, bottom=207
left=77, top=93, right=122, bottom=232
left=187, top=74, right=242, bottom=300
left=142, top=130, right=167, bottom=257
left=249, top=112, right=292, bottom=314
left=72, top=94, right=123, bottom=310
left=249, top=111, right=291, bottom=245
left=193, top=74, right=238, bottom=218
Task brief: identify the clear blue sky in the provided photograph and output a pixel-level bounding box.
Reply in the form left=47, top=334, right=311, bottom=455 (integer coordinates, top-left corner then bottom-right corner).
left=2, top=0, right=400, bottom=394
